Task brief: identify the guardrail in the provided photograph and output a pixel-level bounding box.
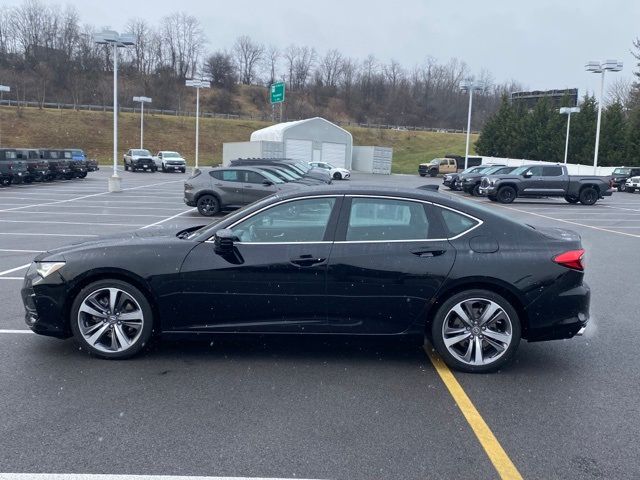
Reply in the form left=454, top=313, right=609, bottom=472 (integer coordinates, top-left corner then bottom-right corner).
left=0, top=99, right=478, bottom=134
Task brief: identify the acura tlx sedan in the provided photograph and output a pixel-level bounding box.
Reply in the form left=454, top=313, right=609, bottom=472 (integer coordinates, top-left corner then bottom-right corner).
left=21, top=186, right=589, bottom=372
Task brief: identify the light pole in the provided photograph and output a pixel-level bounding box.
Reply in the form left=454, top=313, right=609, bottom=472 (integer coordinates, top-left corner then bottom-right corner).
left=133, top=96, right=152, bottom=149
left=559, top=107, right=580, bottom=164
left=460, top=80, right=486, bottom=170
left=185, top=79, right=210, bottom=170
left=0, top=85, right=9, bottom=148
left=585, top=59, right=623, bottom=174
left=94, top=30, right=136, bottom=192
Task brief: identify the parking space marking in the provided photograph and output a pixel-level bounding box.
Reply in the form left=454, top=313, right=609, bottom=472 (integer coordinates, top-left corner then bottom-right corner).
left=0, top=264, right=30, bottom=276
left=0, top=474, right=324, bottom=480
left=425, top=346, right=523, bottom=480
left=141, top=208, right=197, bottom=229
left=0, top=277, right=24, bottom=280
left=0, top=329, right=32, bottom=333
left=0, top=219, right=147, bottom=227
left=0, top=249, right=43, bottom=253
left=0, top=211, right=169, bottom=218
left=0, top=232, right=98, bottom=237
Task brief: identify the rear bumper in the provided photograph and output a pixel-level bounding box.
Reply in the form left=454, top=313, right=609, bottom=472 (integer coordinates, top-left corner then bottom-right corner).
left=601, top=188, right=613, bottom=197
left=525, top=282, right=590, bottom=342
left=184, top=191, right=197, bottom=206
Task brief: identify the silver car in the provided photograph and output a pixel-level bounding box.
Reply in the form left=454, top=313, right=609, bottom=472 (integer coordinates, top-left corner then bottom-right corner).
left=184, top=166, right=302, bottom=216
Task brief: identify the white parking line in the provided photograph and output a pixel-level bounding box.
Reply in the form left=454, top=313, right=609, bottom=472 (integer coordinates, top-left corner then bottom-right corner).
left=0, top=210, right=168, bottom=218
left=0, top=277, right=23, bottom=280
left=0, top=232, right=98, bottom=237
left=0, top=263, right=30, bottom=276
left=141, top=208, right=197, bottom=229
left=0, top=329, right=33, bottom=333
left=0, top=219, right=146, bottom=227
left=0, top=474, right=324, bottom=480
left=0, top=249, right=44, bottom=253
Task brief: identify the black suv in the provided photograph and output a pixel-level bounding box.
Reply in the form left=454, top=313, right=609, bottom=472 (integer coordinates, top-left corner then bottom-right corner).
left=0, top=148, right=29, bottom=185
left=16, top=149, right=50, bottom=182
left=38, top=149, right=71, bottom=180
left=229, top=158, right=331, bottom=184
left=611, top=167, right=640, bottom=192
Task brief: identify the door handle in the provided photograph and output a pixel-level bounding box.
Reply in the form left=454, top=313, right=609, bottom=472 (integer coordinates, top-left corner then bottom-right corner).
left=410, top=248, right=446, bottom=258
left=290, top=255, right=327, bottom=267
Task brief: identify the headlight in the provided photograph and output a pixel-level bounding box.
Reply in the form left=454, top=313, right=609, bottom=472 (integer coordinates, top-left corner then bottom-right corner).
left=489, top=179, right=496, bottom=185
left=36, top=261, right=65, bottom=278
left=444, top=175, right=451, bottom=180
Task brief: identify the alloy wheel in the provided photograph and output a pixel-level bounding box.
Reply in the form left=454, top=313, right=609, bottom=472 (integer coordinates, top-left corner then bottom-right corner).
left=77, top=287, right=144, bottom=354
left=441, top=298, right=513, bottom=366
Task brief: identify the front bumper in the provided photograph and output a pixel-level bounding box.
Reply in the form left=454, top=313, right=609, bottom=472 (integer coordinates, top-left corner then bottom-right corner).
left=479, top=185, right=497, bottom=196
left=21, top=268, right=71, bottom=339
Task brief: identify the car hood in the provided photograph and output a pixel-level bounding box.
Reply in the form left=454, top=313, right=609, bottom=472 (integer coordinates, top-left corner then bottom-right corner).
left=35, top=226, right=198, bottom=261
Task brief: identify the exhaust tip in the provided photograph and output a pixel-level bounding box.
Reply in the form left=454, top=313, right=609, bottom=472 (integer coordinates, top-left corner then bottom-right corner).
left=576, top=326, right=587, bottom=336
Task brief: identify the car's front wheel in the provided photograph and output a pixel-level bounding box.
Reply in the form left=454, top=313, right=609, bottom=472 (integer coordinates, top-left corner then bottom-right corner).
left=496, top=186, right=516, bottom=203
left=70, top=279, right=154, bottom=359
left=197, top=194, right=220, bottom=216
left=333, top=172, right=342, bottom=180
left=431, top=289, right=521, bottom=373
left=618, top=184, right=626, bottom=192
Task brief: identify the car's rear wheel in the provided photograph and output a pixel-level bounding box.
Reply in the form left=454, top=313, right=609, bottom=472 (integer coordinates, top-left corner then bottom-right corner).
left=431, top=289, right=521, bottom=373
left=496, top=186, right=516, bottom=203
left=617, top=184, right=626, bottom=192
left=70, top=280, right=154, bottom=359
left=471, top=184, right=481, bottom=196
left=579, top=187, right=598, bottom=205
left=333, top=172, right=342, bottom=180
left=564, top=195, right=579, bottom=204
left=197, top=194, right=220, bottom=216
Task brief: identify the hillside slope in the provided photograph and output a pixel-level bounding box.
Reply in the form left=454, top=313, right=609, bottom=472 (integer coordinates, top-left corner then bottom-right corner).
left=0, top=106, right=477, bottom=174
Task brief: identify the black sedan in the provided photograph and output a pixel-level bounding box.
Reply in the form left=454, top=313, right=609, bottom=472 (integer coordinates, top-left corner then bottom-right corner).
left=21, top=186, right=589, bottom=372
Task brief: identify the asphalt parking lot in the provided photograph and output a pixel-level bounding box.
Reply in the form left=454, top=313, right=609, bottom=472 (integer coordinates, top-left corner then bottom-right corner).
left=1, top=169, right=639, bottom=480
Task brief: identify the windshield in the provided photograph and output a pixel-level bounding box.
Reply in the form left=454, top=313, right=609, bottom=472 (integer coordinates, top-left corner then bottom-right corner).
left=483, top=166, right=507, bottom=175
left=259, top=169, right=285, bottom=184
left=613, top=168, right=630, bottom=175
left=132, top=149, right=151, bottom=156
left=510, top=166, right=531, bottom=175
left=162, top=152, right=181, bottom=158
left=266, top=167, right=298, bottom=180
left=295, top=162, right=311, bottom=172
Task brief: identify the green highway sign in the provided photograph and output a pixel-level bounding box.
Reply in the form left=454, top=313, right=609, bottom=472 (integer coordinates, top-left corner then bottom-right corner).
left=270, top=82, right=285, bottom=104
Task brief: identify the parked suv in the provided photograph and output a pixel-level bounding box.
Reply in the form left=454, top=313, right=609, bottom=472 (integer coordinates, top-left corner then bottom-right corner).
left=0, top=148, right=29, bottom=185
left=184, top=166, right=302, bottom=216
left=39, top=149, right=71, bottom=180
left=16, top=148, right=49, bottom=182
left=626, top=176, right=640, bottom=193
left=154, top=151, right=187, bottom=173
left=230, top=158, right=331, bottom=184
left=62, top=149, right=87, bottom=178
left=124, top=149, right=156, bottom=172
left=67, top=149, right=98, bottom=173
left=611, top=167, right=640, bottom=192
left=456, top=165, right=513, bottom=196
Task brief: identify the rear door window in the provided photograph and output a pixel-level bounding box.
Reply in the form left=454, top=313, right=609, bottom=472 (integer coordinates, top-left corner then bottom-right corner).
left=346, top=198, right=430, bottom=241
left=542, top=166, right=563, bottom=176
left=222, top=170, right=242, bottom=182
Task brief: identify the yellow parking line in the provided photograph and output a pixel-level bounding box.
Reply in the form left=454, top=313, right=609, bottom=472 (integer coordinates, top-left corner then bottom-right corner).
left=424, top=345, right=523, bottom=480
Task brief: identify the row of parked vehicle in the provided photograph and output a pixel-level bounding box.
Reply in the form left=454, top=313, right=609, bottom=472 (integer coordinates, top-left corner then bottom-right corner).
left=0, top=148, right=97, bottom=186
left=442, top=163, right=613, bottom=205
left=610, top=167, right=640, bottom=193
left=184, top=158, right=349, bottom=216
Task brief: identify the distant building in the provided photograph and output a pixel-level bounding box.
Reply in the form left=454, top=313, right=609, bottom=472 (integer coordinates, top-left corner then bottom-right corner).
left=511, top=89, right=578, bottom=109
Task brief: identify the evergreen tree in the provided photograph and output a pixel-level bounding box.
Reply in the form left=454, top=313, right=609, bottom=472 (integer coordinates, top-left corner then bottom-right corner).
left=475, top=95, right=516, bottom=157
left=626, top=106, right=640, bottom=165
left=567, top=95, right=597, bottom=164
left=599, top=102, right=627, bottom=166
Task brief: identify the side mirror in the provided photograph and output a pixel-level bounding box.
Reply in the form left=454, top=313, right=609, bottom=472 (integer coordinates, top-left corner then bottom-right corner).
left=523, top=171, right=533, bottom=178
left=214, top=228, right=236, bottom=254
left=262, top=179, right=274, bottom=186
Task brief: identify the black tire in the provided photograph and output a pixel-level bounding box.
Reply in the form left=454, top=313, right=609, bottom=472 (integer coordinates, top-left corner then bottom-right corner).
left=579, top=187, right=598, bottom=205
left=618, top=184, right=626, bottom=192
left=419, top=173, right=426, bottom=177
left=181, top=168, right=186, bottom=174
left=496, top=186, right=516, bottom=204
left=197, top=194, right=220, bottom=216
left=333, top=172, right=342, bottom=180
left=151, top=166, right=157, bottom=173
left=429, top=169, right=437, bottom=177
left=161, top=165, right=166, bottom=173
left=471, top=184, right=481, bottom=197
left=487, top=195, right=498, bottom=202
left=431, top=289, right=521, bottom=373
left=564, top=195, right=579, bottom=204
left=70, top=279, right=154, bottom=360
left=628, top=187, right=636, bottom=193
left=78, top=171, right=87, bottom=179
left=124, top=163, right=129, bottom=171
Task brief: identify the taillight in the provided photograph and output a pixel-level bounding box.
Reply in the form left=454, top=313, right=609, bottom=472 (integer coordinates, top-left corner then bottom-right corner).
left=553, top=249, right=585, bottom=271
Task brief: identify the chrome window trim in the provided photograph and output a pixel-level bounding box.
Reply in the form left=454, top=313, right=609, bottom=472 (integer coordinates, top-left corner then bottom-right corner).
left=204, top=193, right=483, bottom=244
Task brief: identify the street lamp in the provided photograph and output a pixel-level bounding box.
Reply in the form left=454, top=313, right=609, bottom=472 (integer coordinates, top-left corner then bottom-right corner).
left=185, top=78, right=210, bottom=170
left=460, top=80, right=486, bottom=170
left=559, top=107, right=580, bottom=164
left=585, top=59, right=623, bottom=174
left=0, top=85, right=9, bottom=148
left=133, top=96, right=152, bottom=149
left=94, top=30, right=136, bottom=192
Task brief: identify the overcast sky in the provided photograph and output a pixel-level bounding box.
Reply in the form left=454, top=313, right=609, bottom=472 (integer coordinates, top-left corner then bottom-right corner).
left=7, top=0, right=639, bottom=97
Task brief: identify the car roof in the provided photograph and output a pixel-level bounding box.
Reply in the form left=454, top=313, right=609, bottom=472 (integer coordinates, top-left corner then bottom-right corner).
left=207, top=166, right=275, bottom=174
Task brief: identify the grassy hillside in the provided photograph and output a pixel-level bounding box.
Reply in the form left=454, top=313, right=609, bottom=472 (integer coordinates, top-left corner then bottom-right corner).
left=0, top=106, right=477, bottom=174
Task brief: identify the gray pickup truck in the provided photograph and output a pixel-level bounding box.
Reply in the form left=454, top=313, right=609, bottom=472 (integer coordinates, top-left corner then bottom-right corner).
left=479, top=164, right=613, bottom=205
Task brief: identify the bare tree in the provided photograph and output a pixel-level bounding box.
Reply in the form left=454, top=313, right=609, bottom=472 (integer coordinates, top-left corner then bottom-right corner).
left=233, top=35, right=264, bottom=85
left=318, top=49, right=344, bottom=88
left=160, top=12, right=206, bottom=78
left=264, top=45, right=279, bottom=85
left=607, top=77, right=633, bottom=107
